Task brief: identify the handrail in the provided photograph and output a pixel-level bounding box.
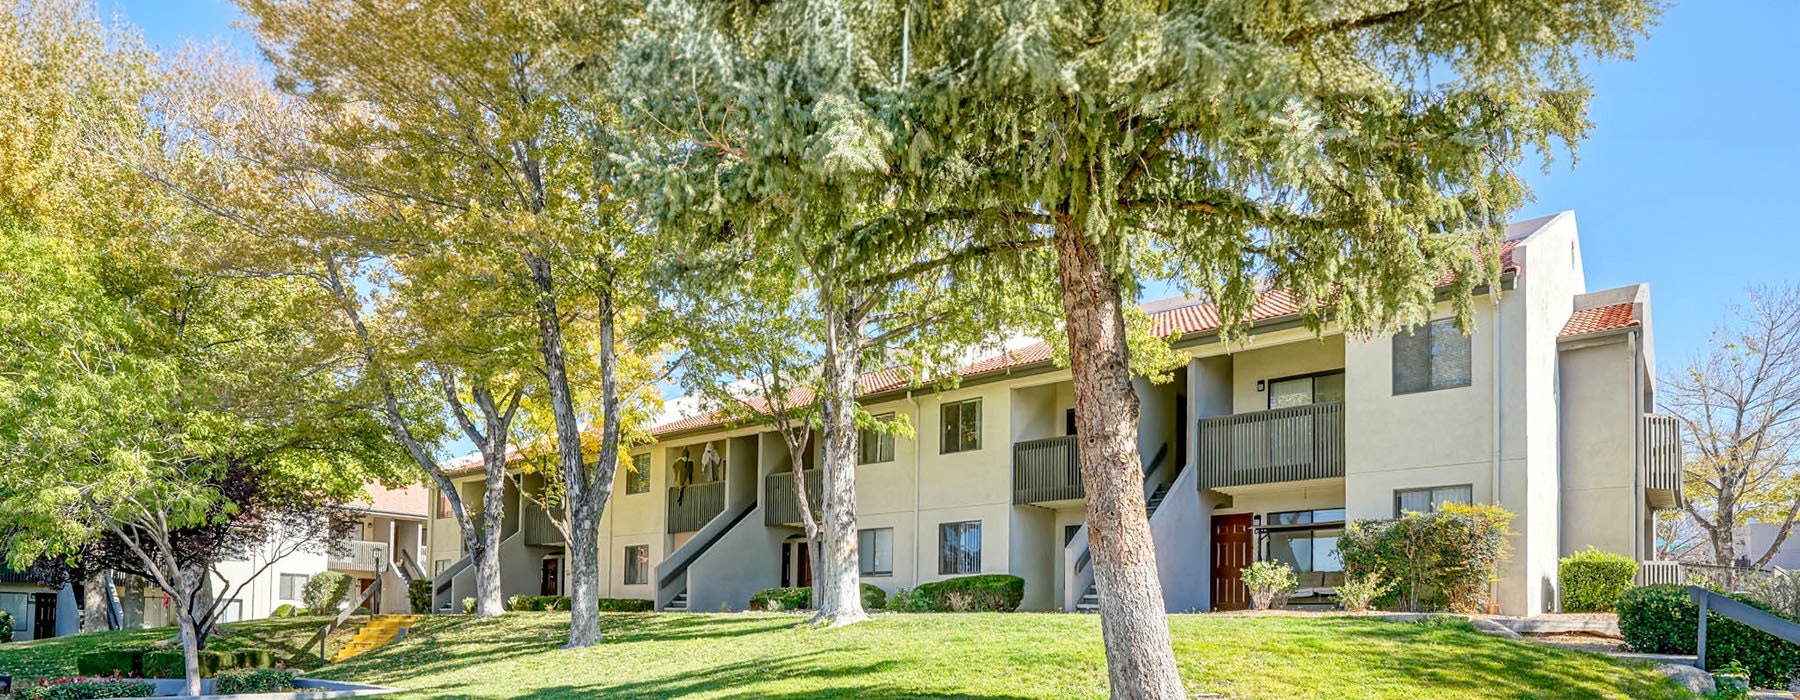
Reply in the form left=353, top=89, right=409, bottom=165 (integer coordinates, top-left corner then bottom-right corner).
left=655, top=499, right=757, bottom=608
left=396, top=548, right=425, bottom=584
left=1690, top=585, right=1800, bottom=669
left=311, top=574, right=383, bottom=664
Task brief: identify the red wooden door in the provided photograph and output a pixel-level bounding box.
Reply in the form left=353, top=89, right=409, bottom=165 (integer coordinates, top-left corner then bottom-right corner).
left=1211, top=514, right=1253, bottom=611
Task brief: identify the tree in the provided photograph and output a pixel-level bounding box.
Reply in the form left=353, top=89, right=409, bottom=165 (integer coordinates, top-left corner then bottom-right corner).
left=1664, top=285, right=1800, bottom=568
left=874, top=1, right=1661, bottom=696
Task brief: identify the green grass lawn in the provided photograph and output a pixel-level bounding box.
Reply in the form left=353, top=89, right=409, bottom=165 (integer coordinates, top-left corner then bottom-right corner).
left=279, top=612, right=1691, bottom=700
left=0, top=615, right=390, bottom=681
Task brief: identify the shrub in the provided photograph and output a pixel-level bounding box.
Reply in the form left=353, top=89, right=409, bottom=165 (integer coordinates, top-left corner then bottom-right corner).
left=596, top=598, right=654, bottom=612
left=749, top=587, right=812, bottom=612
left=888, top=587, right=926, bottom=612
left=548, top=596, right=573, bottom=611
left=0, top=609, right=12, bottom=643
left=461, top=597, right=476, bottom=614
left=912, top=575, right=1025, bottom=612
left=302, top=571, right=354, bottom=615
left=506, top=594, right=532, bottom=612
left=1336, top=504, right=1515, bottom=613
left=269, top=603, right=296, bottom=618
left=213, top=668, right=296, bottom=694
left=1241, top=561, right=1298, bottom=610
left=1559, top=547, right=1639, bottom=612
left=408, top=579, right=434, bottom=614
left=1618, top=584, right=1800, bottom=688
left=1335, top=571, right=1393, bottom=613
left=233, top=648, right=277, bottom=669
left=74, top=650, right=144, bottom=677
left=140, top=649, right=237, bottom=678
left=15, top=679, right=155, bottom=700
left=862, top=584, right=887, bottom=610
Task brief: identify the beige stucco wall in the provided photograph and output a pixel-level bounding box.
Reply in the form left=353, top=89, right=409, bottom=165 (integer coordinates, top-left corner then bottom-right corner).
left=1557, top=333, right=1643, bottom=561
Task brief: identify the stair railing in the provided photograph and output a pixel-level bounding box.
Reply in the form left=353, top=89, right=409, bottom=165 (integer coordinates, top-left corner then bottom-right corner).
left=1690, top=585, right=1800, bottom=669
left=310, top=574, right=384, bottom=664
left=1064, top=443, right=1171, bottom=609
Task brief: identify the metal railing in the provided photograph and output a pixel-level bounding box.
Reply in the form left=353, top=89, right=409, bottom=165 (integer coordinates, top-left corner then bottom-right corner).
left=1013, top=435, right=1083, bottom=504
left=1195, top=401, right=1345, bottom=489
left=1637, top=560, right=1685, bottom=586
left=1643, top=413, right=1683, bottom=493
left=764, top=470, right=823, bottom=526
left=1690, top=586, right=1800, bottom=670
left=522, top=503, right=564, bottom=546
left=329, top=540, right=388, bottom=571
left=667, top=481, right=726, bottom=533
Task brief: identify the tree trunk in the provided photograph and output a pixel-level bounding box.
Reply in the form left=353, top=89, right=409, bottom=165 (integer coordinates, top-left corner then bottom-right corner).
left=170, top=570, right=205, bottom=697
left=811, top=303, right=867, bottom=626
left=476, top=455, right=508, bottom=618
left=1053, top=222, right=1185, bottom=700
left=82, top=574, right=111, bottom=632
left=781, top=429, right=823, bottom=606
left=121, top=574, right=145, bottom=629
left=566, top=506, right=602, bottom=643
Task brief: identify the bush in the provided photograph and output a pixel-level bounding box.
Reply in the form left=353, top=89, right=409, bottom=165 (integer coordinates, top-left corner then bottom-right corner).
left=302, top=571, right=354, bottom=615
left=596, top=598, right=654, bottom=612
left=74, top=650, right=144, bottom=677
left=233, top=648, right=277, bottom=669
left=506, top=594, right=532, bottom=612
left=1241, top=561, right=1298, bottom=610
left=1618, top=585, right=1800, bottom=688
left=548, top=596, right=573, bottom=611
left=862, top=584, right=887, bottom=610
left=213, top=668, right=296, bottom=694
left=140, top=649, right=237, bottom=678
left=270, top=603, right=296, bottom=618
left=912, top=575, right=1025, bottom=612
left=1336, top=504, right=1515, bottom=613
left=1335, top=571, right=1393, bottom=613
left=408, top=579, right=433, bottom=614
left=461, top=597, right=476, bottom=614
left=1559, top=547, right=1639, bottom=612
left=14, top=679, right=155, bottom=700
left=749, top=587, right=811, bottom=612
left=0, top=609, right=12, bottom=643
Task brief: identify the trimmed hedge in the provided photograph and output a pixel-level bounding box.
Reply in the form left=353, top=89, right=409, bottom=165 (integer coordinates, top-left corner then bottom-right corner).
left=506, top=595, right=574, bottom=612
left=747, top=585, right=888, bottom=612
left=1619, top=585, right=1800, bottom=688
left=234, top=648, right=278, bottom=669
left=213, top=668, right=296, bottom=694
left=14, top=680, right=154, bottom=700
left=141, top=649, right=239, bottom=678
left=80, top=647, right=278, bottom=678
left=408, top=579, right=433, bottom=614
left=1559, top=548, right=1638, bottom=612
left=0, top=609, right=12, bottom=643
left=912, top=575, right=1025, bottom=612
left=75, top=650, right=142, bottom=677
left=597, top=598, right=654, bottom=612
left=270, top=603, right=297, bottom=618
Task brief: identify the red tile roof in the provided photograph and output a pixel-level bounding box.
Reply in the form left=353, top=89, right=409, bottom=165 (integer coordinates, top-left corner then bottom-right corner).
left=349, top=484, right=429, bottom=518
left=1560, top=303, right=1638, bottom=338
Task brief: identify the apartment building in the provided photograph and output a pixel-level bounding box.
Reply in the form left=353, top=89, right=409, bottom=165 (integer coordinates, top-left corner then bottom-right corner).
left=426, top=211, right=1680, bottom=617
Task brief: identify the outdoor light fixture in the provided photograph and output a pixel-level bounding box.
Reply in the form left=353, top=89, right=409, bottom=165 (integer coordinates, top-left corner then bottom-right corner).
left=1255, top=379, right=1265, bottom=392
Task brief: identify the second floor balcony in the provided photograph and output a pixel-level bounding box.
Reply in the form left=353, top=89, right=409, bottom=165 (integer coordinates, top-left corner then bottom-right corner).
left=1642, top=413, right=1683, bottom=510
left=764, top=470, right=823, bottom=526
left=1013, top=435, right=1082, bottom=505
left=329, top=539, right=387, bottom=572
left=523, top=502, right=564, bottom=546
left=1195, top=401, right=1345, bottom=489
left=667, top=481, right=726, bottom=533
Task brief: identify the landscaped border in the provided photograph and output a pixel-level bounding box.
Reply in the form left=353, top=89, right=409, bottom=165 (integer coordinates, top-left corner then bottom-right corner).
left=98, top=678, right=399, bottom=700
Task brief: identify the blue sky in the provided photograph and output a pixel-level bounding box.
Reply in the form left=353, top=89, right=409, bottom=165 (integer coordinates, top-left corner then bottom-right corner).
left=113, top=0, right=1797, bottom=375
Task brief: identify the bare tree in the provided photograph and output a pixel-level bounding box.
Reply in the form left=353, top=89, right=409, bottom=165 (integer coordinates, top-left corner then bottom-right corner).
left=1664, top=285, right=1800, bottom=568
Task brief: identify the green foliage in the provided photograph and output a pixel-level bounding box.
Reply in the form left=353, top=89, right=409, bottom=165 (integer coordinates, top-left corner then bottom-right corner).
left=506, top=595, right=572, bottom=612
left=749, top=588, right=812, bottom=612
left=212, top=668, right=296, bottom=694
left=1618, top=585, right=1800, bottom=688
left=506, top=595, right=532, bottom=612
left=1242, top=561, right=1299, bottom=610
left=1337, top=504, right=1515, bottom=613
left=1335, top=571, right=1394, bottom=614
left=407, top=579, right=433, bottom=615
left=14, top=679, right=154, bottom=700
left=73, top=649, right=143, bottom=677
left=461, top=597, right=476, bottom=615
left=0, top=609, right=12, bottom=643
left=269, top=604, right=296, bottom=618
left=233, top=648, right=277, bottom=669
left=912, top=576, right=1025, bottom=613
left=140, top=649, right=236, bottom=678
left=1559, top=548, right=1639, bottom=612
left=302, top=572, right=353, bottom=615
left=596, top=599, right=654, bottom=613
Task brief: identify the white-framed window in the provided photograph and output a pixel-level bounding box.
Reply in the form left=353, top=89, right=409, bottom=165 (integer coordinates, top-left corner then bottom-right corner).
left=939, top=521, right=982, bottom=575
left=626, top=454, right=651, bottom=494
left=858, top=413, right=897, bottom=465
left=433, top=559, right=451, bottom=577
left=1394, top=485, right=1473, bottom=516
left=940, top=399, right=982, bottom=454
left=0, top=593, right=27, bottom=636
left=859, top=528, right=893, bottom=576
left=218, top=600, right=243, bottom=623
left=278, top=573, right=307, bottom=601
left=623, top=545, right=649, bottom=585
left=1393, top=318, right=1473, bottom=394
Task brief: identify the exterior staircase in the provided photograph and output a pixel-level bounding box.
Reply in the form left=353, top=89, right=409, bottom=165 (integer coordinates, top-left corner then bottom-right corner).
left=330, top=614, right=420, bottom=663
left=1075, top=478, right=1174, bottom=613
left=664, top=591, right=690, bottom=612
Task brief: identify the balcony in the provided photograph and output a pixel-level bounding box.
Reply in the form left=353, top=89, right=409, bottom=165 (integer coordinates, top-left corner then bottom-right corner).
left=764, top=470, right=823, bottom=526
left=1013, top=435, right=1083, bottom=505
left=667, top=481, right=726, bottom=533
left=1643, top=413, right=1683, bottom=510
left=329, top=539, right=388, bottom=572
left=1195, top=402, right=1345, bottom=489
left=523, top=503, right=564, bottom=546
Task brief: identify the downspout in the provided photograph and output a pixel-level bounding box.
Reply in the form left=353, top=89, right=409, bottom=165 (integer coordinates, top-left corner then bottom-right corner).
left=1491, top=293, right=1503, bottom=505
left=907, top=390, right=922, bottom=590
left=1631, top=332, right=1644, bottom=561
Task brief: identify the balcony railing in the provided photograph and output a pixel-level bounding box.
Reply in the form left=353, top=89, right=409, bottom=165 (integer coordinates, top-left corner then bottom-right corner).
left=329, top=539, right=387, bottom=572
left=764, top=470, right=823, bottom=526
left=1195, top=401, right=1345, bottom=489
left=667, top=481, right=726, bottom=533
left=1643, top=413, right=1683, bottom=508
left=1013, top=435, right=1083, bottom=505
left=523, top=502, right=564, bottom=546
left=1637, top=560, right=1684, bottom=587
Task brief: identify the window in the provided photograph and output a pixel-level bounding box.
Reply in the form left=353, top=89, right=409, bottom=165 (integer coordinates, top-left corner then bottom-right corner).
left=626, top=454, right=650, bottom=494
left=1064, top=524, right=1082, bottom=546
left=623, top=545, right=649, bottom=585
left=0, top=593, right=26, bottom=636
left=939, top=521, right=982, bottom=574
left=217, top=600, right=243, bottom=624
left=1065, top=408, right=1078, bottom=436
left=859, top=528, right=894, bottom=576
left=1394, top=485, right=1473, bottom=516
left=1264, top=509, right=1346, bottom=574
left=940, top=399, right=982, bottom=454
left=1267, top=371, right=1345, bottom=409
left=1393, top=318, right=1472, bottom=394
left=433, top=559, right=451, bottom=577
left=437, top=495, right=453, bottom=519
left=858, top=413, right=896, bottom=465
left=279, top=574, right=307, bottom=601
